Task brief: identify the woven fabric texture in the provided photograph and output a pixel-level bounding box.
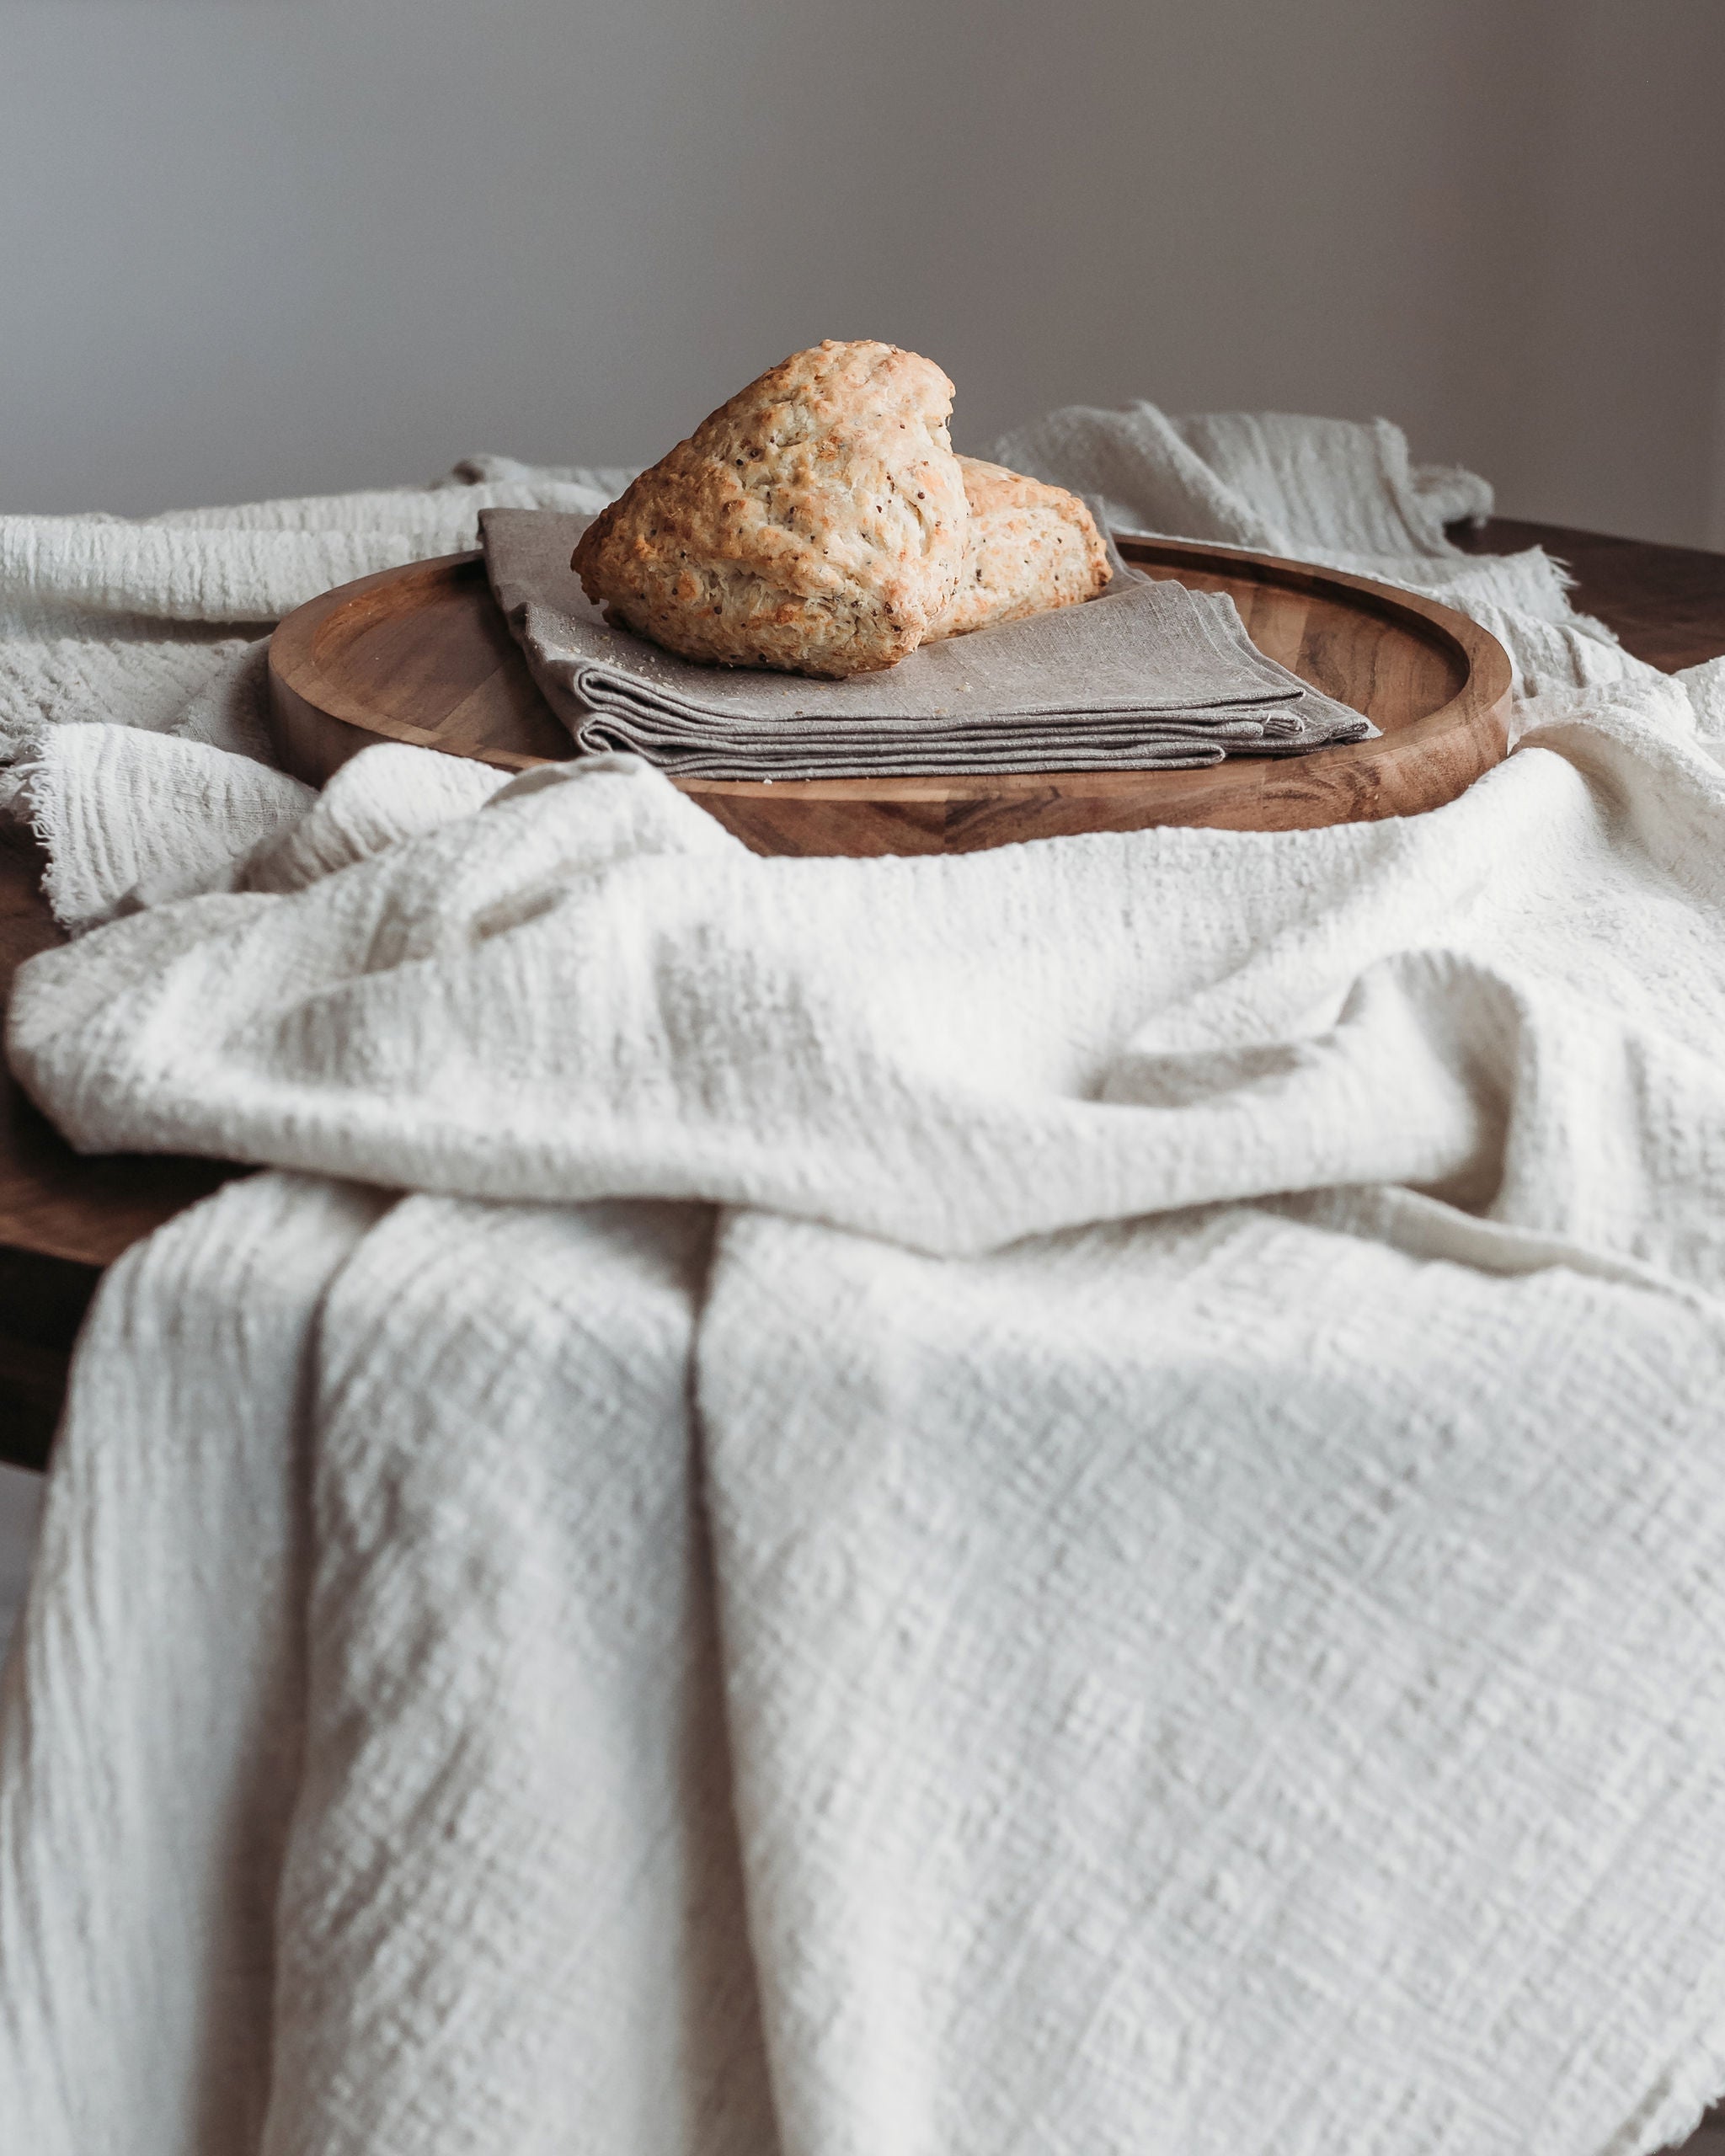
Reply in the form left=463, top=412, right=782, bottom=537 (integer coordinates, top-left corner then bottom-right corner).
left=4, top=412, right=1725, bottom=2156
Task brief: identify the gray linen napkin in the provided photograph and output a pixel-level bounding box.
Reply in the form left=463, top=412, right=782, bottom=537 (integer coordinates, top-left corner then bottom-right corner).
left=480, top=507, right=1374, bottom=781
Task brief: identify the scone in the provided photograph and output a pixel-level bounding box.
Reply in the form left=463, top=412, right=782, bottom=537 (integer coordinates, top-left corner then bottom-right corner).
left=929, top=457, right=1112, bottom=640
left=571, top=339, right=969, bottom=678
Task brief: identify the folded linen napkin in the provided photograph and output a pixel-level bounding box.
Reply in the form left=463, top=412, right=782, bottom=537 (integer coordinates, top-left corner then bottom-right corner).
left=480, top=507, right=1374, bottom=781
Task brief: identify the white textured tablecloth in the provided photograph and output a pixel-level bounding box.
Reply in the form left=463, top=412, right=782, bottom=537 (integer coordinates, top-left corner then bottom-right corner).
left=6, top=412, right=1725, bottom=2156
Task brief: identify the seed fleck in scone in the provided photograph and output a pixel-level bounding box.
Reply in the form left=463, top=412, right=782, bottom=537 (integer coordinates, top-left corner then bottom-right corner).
left=928, top=458, right=1112, bottom=641
left=571, top=339, right=969, bottom=678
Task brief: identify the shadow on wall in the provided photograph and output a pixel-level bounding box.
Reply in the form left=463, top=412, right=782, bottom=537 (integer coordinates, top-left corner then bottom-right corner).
left=0, top=0, right=1722, bottom=544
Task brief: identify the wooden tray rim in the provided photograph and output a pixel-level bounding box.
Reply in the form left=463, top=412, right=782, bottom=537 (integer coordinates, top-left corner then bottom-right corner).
left=268, top=535, right=1513, bottom=811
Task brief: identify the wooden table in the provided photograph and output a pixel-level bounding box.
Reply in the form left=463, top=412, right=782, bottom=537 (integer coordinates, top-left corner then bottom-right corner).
left=4, top=516, right=1724, bottom=1470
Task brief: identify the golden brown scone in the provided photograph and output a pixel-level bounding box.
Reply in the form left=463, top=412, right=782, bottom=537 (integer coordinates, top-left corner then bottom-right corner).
left=571, top=339, right=969, bottom=678
left=929, top=457, right=1112, bottom=640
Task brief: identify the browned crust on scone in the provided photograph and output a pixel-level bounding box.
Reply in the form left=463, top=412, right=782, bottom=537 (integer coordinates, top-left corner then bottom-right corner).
left=571, top=339, right=969, bottom=678
left=928, top=457, right=1112, bottom=641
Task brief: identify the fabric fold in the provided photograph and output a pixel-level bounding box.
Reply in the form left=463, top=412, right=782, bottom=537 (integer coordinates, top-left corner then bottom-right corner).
left=11, top=706, right=1725, bottom=1274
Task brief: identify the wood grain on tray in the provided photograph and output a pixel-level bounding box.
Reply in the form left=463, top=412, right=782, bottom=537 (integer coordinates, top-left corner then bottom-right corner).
left=267, top=535, right=1513, bottom=854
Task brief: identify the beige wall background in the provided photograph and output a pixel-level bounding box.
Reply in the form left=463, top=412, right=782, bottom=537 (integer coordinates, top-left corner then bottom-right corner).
left=3, top=0, right=1723, bottom=546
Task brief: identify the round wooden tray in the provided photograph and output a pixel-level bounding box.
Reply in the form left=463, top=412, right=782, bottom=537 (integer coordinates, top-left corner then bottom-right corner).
left=266, top=538, right=1511, bottom=856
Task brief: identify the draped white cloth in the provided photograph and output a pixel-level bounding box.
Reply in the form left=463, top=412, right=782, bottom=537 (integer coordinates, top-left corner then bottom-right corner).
left=6, top=412, right=1725, bottom=2156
